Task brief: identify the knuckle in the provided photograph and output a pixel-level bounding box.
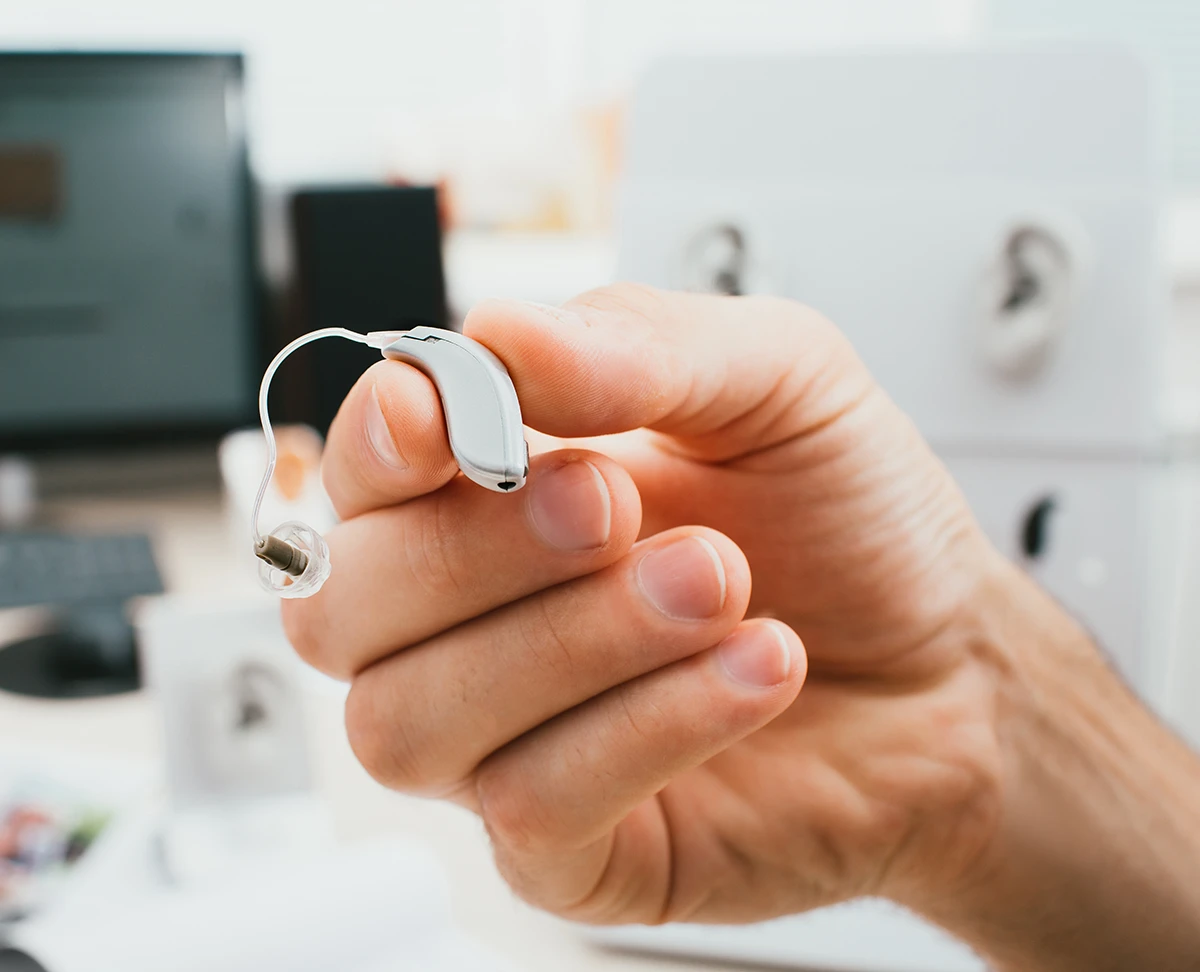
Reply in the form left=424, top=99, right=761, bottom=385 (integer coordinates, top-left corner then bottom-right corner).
left=476, top=764, right=563, bottom=855
left=342, top=678, right=390, bottom=784
left=516, top=594, right=580, bottom=682
left=400, top=491, right=469, bottom=601
left=790, top=303, right=865, bottom=377
left=343, top=675, right=428, bottom=792
left=570, top=282, right=665, bottom=323
left=612, top=686, right=669, bottom=749
left=280, top=598, right=335, bottom=674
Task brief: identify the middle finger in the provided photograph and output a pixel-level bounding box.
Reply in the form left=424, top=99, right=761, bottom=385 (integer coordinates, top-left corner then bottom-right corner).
left=282, top=449, right=642, bottom=679
left=344, top=526, right=751, bottom=798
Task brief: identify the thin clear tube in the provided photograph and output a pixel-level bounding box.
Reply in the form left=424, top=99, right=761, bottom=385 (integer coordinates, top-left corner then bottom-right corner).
left=249, top=323, right=524, bottom=599
left=251, top=327, right=374, bottom=544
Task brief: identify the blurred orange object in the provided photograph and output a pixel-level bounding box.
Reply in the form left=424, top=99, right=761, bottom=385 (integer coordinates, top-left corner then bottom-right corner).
left=272, top=426, right=324, bottom=502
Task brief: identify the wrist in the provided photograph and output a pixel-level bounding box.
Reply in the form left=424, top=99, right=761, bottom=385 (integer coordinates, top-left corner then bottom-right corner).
left=921, top=554, right=1200, bottom=971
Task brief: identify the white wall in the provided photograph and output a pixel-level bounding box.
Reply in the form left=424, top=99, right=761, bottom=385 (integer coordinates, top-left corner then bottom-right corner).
left=1, top=0, right=979, bottom=183
left=987, top=0, right=1200, bottom=188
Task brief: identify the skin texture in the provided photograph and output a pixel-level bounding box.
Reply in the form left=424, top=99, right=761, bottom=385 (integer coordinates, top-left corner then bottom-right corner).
left=282, top=285, right=1200, bottom=970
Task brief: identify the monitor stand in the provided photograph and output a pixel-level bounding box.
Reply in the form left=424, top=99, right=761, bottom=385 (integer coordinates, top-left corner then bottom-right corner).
left=0, top=601, right=140, bottom=699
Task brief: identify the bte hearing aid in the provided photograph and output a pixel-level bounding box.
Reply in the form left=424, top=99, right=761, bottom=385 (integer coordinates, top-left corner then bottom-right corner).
left=252, top=326, right=528, bottom=598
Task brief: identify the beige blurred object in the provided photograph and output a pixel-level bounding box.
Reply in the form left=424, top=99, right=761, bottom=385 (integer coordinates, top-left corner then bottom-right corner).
left=503, top=188, right=574, bottom=234
left=576, top=99, right=626, bottom=231
left=272, top=426, right=324, bottom=502
left=384, top=100, right=625, bottom=233
left=384, top=112, right=568, bottom=231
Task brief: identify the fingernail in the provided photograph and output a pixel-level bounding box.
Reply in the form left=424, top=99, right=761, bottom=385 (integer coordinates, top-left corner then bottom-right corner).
left=717, top=624, right=792, bottom=689
left=637, top=536, right=726, bottom=621
left=527, top=460, right=611, bottom=551
left=523, top=301, right=586, bottom=328
left=365, top=384, right=407, bottom=470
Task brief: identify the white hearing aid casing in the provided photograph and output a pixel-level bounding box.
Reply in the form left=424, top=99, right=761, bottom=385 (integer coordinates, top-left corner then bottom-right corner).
left=381, top=327, right=529, bottom=492
left=252, top=325, right=528, bottom=598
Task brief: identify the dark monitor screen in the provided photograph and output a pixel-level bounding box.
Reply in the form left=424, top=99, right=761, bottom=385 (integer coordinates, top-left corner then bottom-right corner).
left=0, top=53, right=257, bottom=450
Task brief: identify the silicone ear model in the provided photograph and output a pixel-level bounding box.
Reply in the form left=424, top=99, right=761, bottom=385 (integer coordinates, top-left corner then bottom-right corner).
left=381, top=327, right=529, bottom=492
left=252, top=325, right=529, bottom=599
left=979, top=221, right=1081, bottom=379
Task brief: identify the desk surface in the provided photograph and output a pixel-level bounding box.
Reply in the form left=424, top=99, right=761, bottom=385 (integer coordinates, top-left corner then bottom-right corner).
left=0, top=487, right=738, bottom=972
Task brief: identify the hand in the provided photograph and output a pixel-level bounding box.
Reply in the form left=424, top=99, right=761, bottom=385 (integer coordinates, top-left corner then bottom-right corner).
left=283, top=285, right=1006, bottom=926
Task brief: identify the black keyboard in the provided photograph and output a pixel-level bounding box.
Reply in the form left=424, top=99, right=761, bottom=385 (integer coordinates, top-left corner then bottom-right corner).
left=0, top=532, right=163, bottom=610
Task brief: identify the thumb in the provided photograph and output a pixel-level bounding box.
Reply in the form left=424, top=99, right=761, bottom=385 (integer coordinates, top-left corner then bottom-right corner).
left=463, top=285, right=877, bottom=462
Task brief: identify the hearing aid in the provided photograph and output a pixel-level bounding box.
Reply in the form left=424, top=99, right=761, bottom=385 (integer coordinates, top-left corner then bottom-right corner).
left=252, top=326, right=528, bottom=598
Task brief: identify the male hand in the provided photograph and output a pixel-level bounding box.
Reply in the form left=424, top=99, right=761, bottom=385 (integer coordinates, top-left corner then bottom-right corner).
left=282, top=285, right=1007, bottom=927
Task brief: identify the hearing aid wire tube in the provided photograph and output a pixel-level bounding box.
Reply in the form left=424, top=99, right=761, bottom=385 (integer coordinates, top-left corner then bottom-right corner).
left=252, top=326, right=528, bottom=596
left=251, top=327, right=404, bottom=549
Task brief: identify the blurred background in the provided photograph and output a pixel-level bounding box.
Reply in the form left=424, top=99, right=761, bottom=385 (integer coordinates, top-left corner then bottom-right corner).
left=0, top=2, right=1198, bottom=971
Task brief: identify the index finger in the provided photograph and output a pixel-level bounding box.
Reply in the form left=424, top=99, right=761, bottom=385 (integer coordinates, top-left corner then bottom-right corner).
left=321, top=358, right=459, bottom=519
left=463, top=285, right=871, bottom=463
left=324, top=283, right=869, bottom=518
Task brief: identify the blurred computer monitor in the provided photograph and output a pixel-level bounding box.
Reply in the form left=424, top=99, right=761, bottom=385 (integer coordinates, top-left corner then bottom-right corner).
left=0, top=52, right=259, bottom=452
left=0, top=52, right=258, bottom=699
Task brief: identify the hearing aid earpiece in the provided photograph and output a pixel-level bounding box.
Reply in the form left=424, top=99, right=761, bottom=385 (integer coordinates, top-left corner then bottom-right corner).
left=252, top=327, right=528, bottom=599
left=255, top=521, right=331, bottom=598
